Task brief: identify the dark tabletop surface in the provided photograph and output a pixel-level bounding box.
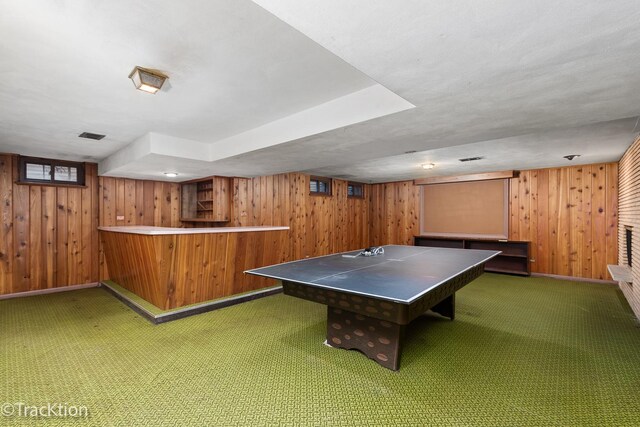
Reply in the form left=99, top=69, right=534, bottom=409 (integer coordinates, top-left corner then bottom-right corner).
left=246, top=245, right=500, bottom=303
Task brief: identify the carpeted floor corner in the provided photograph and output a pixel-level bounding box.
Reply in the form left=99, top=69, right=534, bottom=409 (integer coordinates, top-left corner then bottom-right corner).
left=1, top=274, right=639, bottom=426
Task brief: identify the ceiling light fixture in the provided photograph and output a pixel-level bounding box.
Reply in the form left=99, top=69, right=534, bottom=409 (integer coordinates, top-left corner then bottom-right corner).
left=563, top=154, right=580, bottom=161
left=164, top=172, right=179, bottom=178
left=128, top=66, right=168, bottom=94
left=422, top=163, right=435, bottom=170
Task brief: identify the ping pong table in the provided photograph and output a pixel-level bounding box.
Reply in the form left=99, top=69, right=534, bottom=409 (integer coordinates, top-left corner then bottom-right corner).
left=246, top=245, right=500, bottom=370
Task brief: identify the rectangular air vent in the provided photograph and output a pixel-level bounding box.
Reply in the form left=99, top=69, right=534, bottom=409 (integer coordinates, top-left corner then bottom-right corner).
left=78, top=132, right=106, bottom=140
left=459, top=156, right=484, bottom=162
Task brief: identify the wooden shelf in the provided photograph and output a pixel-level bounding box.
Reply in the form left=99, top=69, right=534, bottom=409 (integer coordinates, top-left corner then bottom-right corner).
left=415, top=236, right=531, bottom=276
left=490, top=268, right=530, bottom=276
left=181, top=176, right=231, bottom=223
left=180, top=218, right=228, bottom=222
left=607, top=265, right=633, bottom=283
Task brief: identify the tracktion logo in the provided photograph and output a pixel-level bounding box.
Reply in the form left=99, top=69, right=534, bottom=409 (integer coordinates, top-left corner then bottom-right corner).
left=2, top=402, right=88, bottom=418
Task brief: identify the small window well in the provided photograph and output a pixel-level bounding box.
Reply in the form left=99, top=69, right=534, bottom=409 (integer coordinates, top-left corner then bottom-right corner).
left=310, top=176, right=331, bottom=196
left=19, top=156, right=85, bottom=186
left=347, top=182, right=364, bottom=199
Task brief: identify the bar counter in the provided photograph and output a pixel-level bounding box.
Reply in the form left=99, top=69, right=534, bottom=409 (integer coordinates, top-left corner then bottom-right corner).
left=99, top=226, right=290, bottom=310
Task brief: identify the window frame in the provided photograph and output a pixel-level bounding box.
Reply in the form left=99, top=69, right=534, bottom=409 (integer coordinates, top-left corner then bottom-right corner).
left=309, top=176, right=332, bottom=196
left=18, top=156, right=86, bottom=187
left=347, top=182, right=365, bottom=199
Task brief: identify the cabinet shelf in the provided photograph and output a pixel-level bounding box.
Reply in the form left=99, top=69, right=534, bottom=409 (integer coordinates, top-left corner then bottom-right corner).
left=415, top=236, right=531, bottom=276
left=181, top=176, right=231, bottom=223
left=495, top=253, right=528, bottom=259
left=491, top=268, right=530, bottom=276
left=179, top=218, right=228, bottom=223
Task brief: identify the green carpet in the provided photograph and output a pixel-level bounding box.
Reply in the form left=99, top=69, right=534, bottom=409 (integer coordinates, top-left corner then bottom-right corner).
left=1, top=274, right=639, bottom=426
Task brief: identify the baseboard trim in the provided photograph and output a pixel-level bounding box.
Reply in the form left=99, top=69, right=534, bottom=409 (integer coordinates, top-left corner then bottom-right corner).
left=0, top=283, right=100, bottom=301
left=531, top=273, right=616, bottom=285
left=100, top=281, right=283, bottom=324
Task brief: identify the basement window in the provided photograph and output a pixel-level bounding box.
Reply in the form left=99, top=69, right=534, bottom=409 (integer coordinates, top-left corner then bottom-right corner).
left=309, top=176, right=332, bottom=196
left=19, top=156, right=85, bottom=186
left=347, top=182, right=364, bottom=199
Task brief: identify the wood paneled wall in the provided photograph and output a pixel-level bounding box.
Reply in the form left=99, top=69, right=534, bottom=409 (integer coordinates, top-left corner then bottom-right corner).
left=98, top=177, right=181, bottom=227
left=617, top=135, right=640, bottom=317
left=368, top=162, right=618, bottom=280
left=97, top=177, right=181, bottom=279
left=231, top=173, right=370, bottom=260
left=0, top=154, right=99, bottom=295
left=369, top=181, right=420, bottom=246
left=98, top=173, right=371, bottom=281
left=509, top=164, right=617, bottom=280
left=1, top=149, right=620, bottom=297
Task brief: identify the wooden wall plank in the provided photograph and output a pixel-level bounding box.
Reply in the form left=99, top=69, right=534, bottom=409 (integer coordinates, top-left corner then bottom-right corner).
left=116, top=179, right=125, bottom=224
left=547, top=168, right=560, bottom=273
left=13, top=173, right=30, bottom=293
left=81, top=180, right=93, bottom=283
left=535, top=169, right=549, bottom=273
left=66, top=187, right=81, bottom=285
left=581, top=165, right=593, bottom=278
left=42, top=186, right=56, bottom=288
left=518, top=170, right=531, bottom=242
left=0, top=155, right=13, bottom=294
left=509, top=176, right=519, bottom=240
left=29, top=186, right=43, bottom=290
left=528, top=170, right=539, bottom=273
left=558, top=167, right=571, bottom=275
left=143, top=180, right=155, bottom=225
left=55, top=187, right=68, bottom=287
left=568, top=166, right=582, bottom=276
left=591, top=164, right=607, bottom=280
left=170, top=183, right=181, bottom=226
left=88, top=164, right=100, bottom=284
left=124, top=179, right=136, bottom=225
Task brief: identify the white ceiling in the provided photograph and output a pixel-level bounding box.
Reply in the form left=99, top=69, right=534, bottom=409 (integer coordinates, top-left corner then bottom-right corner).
left=1, top=0, right=639, bottom=182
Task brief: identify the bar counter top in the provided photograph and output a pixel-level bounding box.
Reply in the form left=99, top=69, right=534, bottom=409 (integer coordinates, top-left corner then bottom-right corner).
left=98, top=225, right=290, bottom=235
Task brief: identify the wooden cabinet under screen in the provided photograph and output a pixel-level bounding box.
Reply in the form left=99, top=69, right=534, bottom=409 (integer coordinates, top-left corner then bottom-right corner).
left=181, top=177, right=231, bottom=222
left=415, top=236, right=531, bottom=276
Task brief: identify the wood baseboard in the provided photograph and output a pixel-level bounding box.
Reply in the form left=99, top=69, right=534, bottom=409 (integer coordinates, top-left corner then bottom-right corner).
left=100, top=281, right=283, bottom=324
left=0, top=283, right=100, bottom=301
left=531, top=273, right=616, bottom=285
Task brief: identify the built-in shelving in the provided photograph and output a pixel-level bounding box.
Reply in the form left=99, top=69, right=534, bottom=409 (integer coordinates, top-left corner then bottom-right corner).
left=181, top=176, right=231, bottom=222
left=414, top=236, right=531, bottom=276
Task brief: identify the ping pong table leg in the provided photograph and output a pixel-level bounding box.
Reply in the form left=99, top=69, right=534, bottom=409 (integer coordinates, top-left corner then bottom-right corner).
left=325, top=306, right=404, bottom=371
left=430, top=293, right=455, bottom=320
